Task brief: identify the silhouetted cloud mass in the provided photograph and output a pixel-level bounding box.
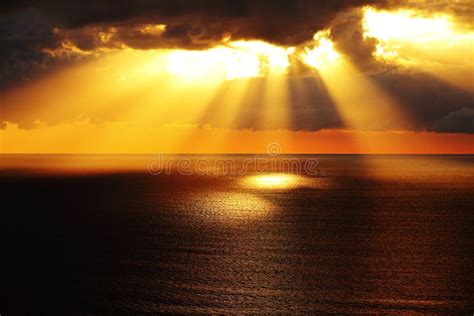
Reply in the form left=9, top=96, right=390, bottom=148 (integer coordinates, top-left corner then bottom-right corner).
left=1, top=0, right=473, bottom=134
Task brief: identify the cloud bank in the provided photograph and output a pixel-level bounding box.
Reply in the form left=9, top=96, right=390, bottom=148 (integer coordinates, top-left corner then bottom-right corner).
left=1, top=0, right=473, bottom=134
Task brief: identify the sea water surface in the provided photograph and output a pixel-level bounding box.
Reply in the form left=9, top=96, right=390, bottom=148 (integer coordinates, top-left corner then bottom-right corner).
left=2, top=155, right=474, bottom=314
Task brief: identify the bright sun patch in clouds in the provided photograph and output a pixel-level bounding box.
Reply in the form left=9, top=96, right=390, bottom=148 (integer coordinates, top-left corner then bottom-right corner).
left=363, top=7, right=474, bottom=63
left=361, top=6, right=474, bottom=93
left=363, top=8, right=452, bottom=43
left=229, top=41, right=292, bottom=74
left=166, top=40, right=291, bottom=81
left=300, top=30, right=340, bottom=70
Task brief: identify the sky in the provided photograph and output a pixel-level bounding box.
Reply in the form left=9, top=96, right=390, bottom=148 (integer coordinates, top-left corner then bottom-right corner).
left=1, top=0, right=473, bottom=153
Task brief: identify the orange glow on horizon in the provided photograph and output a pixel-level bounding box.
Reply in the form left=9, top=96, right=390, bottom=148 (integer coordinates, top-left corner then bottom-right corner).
left=2, top=122, right=473, bottom=155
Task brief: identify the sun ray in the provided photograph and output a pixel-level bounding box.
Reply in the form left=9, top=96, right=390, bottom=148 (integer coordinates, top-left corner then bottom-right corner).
left=158, top=40, right=293, bottom=152
left=1, top=50, right=175, bottom=126
left=258, top=73, right=291, bottom=130
left=300, top=31, right=413, bottom=152
left=172, top=78, right=254, bottom=153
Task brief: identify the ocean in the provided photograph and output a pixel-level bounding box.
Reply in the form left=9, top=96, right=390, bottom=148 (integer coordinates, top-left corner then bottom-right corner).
left=2, top=154, right=474, bottom=314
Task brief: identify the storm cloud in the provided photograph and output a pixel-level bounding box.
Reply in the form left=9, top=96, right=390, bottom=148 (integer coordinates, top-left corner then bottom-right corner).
left=2, top=1, right=388, bottom=46
left=1, top=0, right=473, bottom=134
left=0, top=0, right=400, bottom=85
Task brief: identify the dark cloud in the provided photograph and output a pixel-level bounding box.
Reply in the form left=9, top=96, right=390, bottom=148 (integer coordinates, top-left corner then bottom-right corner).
left=0, top=0, right=391, bottom=87
left=432, top=108, right=474, bottom=134
left=330, top=8, right=382, bottom=72
left=372, top=70, right=474, bottom=132
left=0, top=0, right=452, bottom=85
left=2, top=0, right=385, bottom=47
left=0, top=8, right=53, bottom=86
left=1, top=0, right=473, bottom=134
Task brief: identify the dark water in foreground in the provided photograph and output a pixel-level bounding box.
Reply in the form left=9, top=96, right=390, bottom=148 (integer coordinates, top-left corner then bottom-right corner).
left=2, top=155, right=474, bottom=314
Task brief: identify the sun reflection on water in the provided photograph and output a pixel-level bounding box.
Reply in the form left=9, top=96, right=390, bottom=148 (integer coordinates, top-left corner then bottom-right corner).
left=242, top=173, right=313, bottom=190
left=200, top=192, right=273, bottom=221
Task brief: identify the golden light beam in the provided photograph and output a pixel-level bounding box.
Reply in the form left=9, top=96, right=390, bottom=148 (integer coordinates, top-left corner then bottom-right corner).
left=178, top=78, right=253, bottom=153
left=1, top=49, right=227, bottom=153
left=2, top=50, right=173, bottom=127
left=165, top=41, right=293, bottom=152
left=258, top=73, right=291, bottom=130
left=255, top=43, right=294, bottom=131
left=300, top=31, right=411, bottom=152
left=4, top=41, right=294, bottom=154
left=319, top=58, right=409, bottom=131
left=159, top=40, right=294, bottom=151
